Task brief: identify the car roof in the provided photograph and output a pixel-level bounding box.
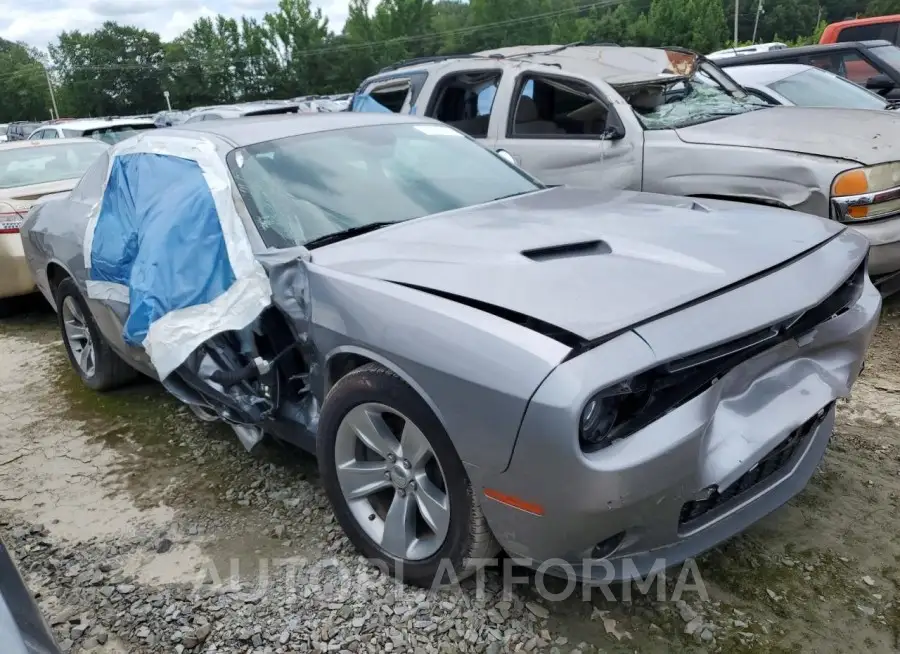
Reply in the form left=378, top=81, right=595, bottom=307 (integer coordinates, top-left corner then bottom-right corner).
left=50, top=117, right=156, bottom=131
left=379, top=45, right=701, bottom=86
left=169, top=111, right=433, bottom=147
left=726, top=63, right=814, bottom=85
left=0, top=137, right=107, bottom=151
left=714, top=40, right=893, bottom=66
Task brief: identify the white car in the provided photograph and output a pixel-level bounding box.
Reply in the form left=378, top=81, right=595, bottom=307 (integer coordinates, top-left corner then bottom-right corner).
left=726, top=63, right=892, bottom=110
left=0, top=124, right=8, bottom=143
left=707, top=42, right=788, bottom=59
left=28, top=117, right=157, bottom=145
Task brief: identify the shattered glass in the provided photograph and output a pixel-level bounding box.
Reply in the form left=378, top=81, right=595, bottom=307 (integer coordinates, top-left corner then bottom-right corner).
left=619, top=71, right=770, bottom=131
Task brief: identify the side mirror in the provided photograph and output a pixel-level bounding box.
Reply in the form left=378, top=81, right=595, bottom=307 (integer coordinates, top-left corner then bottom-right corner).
left=600, top=124, right=626, bottom=140
left=866, top=73, right=896, bottom=94
left=495, top=149, right=517, bottom=166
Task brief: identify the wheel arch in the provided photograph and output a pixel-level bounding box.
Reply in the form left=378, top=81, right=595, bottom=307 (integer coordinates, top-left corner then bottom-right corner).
left=324, top=345, right=449, bottom=432
left=46, top=260, right=72, bottom=295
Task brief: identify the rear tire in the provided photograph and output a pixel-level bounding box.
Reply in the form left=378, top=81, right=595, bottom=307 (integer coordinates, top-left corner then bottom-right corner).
left=56, top=277, right=136, bottom=391
left=317, top=363, right=500, bottom=587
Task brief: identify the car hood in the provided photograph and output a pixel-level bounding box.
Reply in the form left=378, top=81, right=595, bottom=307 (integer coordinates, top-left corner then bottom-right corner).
left=310, top=187, right=843, bottom=343
left=676, top=107, right=900, bottom=165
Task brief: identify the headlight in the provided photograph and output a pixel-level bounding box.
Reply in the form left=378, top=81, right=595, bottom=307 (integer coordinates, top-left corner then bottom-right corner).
left=831, top=163, right=900, bottom=222
left=579, top=379, right=650, bottom=450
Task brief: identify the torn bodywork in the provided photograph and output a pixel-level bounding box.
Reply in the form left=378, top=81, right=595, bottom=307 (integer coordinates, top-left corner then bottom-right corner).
left=166, top=247, right=321, bottom=453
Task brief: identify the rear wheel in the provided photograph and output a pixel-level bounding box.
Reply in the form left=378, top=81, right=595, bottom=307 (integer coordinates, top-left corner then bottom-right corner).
left=317, top=363, right=499, bottom=587
left=56, top=278, right=136, bottom=391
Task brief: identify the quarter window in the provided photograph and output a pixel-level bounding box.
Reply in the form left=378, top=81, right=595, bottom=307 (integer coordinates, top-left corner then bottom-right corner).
left=367, top=81, right=411, bottom=113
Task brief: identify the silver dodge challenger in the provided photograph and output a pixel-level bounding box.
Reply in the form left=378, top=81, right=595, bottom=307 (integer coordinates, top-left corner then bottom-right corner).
left=19, top=112, right=880, bottom=586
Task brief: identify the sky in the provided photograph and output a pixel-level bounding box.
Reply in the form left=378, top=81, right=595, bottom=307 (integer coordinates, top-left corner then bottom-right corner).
left=0, top=0, right=351, bottom=51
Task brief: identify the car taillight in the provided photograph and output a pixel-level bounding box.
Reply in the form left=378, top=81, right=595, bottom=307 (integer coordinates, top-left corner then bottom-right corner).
left=0, top=212, right=24, bottom=234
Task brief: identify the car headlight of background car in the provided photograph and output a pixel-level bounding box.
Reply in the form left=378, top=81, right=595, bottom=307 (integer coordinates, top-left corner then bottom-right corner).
left=831, top=162, right=900, bottom=222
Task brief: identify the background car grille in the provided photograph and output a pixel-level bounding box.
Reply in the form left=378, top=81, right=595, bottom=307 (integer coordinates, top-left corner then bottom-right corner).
left=679, top=404, right=833, bottom=528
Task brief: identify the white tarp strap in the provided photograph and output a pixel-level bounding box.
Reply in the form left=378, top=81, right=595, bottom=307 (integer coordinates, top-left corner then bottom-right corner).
left=83, top=131, right=272, bottom=380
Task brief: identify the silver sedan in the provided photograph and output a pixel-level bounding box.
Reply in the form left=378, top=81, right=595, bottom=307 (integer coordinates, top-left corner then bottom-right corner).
left=727, top=62, right=892, bottom=110
left=20, top=112, right=880, bottom=585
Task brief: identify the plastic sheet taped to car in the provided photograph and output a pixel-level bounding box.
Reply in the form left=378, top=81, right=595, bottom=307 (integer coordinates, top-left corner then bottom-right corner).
left=82, top=132, right=272, bottom=380
left=350, top=94, right=393, bottom=113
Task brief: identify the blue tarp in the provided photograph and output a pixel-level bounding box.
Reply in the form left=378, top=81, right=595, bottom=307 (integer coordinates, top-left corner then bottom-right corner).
left=84, top=133, right=272, bottom=380
left=89, top=153, right=237, bottom=347
left=350, top=94, right=393, bottom=113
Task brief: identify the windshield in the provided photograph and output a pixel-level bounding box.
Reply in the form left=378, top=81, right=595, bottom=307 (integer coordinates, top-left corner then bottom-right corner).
left=228, top=123, right=542, bottom=248
left=0, top=141, right=109, bottom=189
left=769, top=67, right=888, bottom=109
left=618, top=67, right=769, bottom=130
left=64, top=123, right=156, bottom=145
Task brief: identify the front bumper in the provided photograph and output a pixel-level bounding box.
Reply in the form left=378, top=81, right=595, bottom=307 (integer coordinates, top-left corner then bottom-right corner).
left=475, top=232, right=881, bottom=582
left=0, top=233, right=36, bottom=300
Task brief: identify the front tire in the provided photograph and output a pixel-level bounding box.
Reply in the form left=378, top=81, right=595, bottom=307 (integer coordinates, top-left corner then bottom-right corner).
left=56, top=277, right=136, bottom=391
left=317, top=363, right=499, bottom=587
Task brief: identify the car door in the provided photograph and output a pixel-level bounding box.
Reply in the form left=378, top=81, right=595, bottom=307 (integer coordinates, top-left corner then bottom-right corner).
left=488, top=70, right=642, bottom=190
left=67, top=152, right=156, bottom=375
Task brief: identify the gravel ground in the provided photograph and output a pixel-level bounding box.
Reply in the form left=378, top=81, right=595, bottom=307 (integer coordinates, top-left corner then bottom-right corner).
left=1, top=296, right=900, bottom=653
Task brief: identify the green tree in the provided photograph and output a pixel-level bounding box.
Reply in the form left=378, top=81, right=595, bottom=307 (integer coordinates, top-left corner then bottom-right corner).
left=648, top=0, right=727, bottom=51
left=0, top=40, right=53, bottom=121
left=51, top=22, right=167, bottom=116
left=263, top=0, right=331, bottom=96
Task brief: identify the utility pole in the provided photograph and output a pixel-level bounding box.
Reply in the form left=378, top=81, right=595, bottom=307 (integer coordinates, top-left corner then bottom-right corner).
left=752, top=0, right=764, bottom=43
left=163, top=90, right=172, bottom=111
left=734, top=0, right=740, bottom=47
left=43, top=65, right=59, bottom=120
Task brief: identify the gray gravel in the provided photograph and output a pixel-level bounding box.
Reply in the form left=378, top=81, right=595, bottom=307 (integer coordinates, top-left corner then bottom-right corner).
left=4, top=303, right=900, bottom=653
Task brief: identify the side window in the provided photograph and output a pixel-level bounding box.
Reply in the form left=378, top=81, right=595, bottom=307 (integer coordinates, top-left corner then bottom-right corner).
left=45, top=129, right=59, bottom=139
left=837, top=53, right=881, bottom=85
left=805, top=52, right=880, bottom=84
left=204, top=114, right=223, bottom=121
left=30, top=129, right=48, bottom=140
left=837, top=23, right=899, bottom=44
left=508, top=74, right=613, bottom=138
left=427, top=70, right=502, bottom=138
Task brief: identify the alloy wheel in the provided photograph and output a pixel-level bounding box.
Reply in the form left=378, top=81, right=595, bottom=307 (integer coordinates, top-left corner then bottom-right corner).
left=334, top=402, right=450, bottom=561
left=62, top=296, right=95, bottom=378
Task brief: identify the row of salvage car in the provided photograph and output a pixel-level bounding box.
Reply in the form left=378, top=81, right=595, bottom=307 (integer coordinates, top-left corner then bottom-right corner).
left=350, top=41, right=900, bottom=293
left=0, top=45, right=888, bottom=621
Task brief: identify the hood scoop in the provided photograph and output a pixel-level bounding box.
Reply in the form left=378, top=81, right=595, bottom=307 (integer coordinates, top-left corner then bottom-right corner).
left=522, top=239, right=611, bottom=262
